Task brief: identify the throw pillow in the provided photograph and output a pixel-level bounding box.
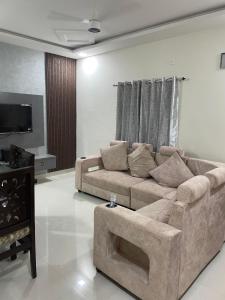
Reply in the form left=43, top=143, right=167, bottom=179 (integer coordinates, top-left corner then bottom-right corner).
left=100, top=143, right=128, bottom=171
left=128, top=144, right=156, bottom=178
left=149, top=151, right=194, bottom=188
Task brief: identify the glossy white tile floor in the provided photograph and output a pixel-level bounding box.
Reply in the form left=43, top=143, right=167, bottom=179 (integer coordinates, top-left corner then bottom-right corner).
left=0, top=171, right=225, bottom=300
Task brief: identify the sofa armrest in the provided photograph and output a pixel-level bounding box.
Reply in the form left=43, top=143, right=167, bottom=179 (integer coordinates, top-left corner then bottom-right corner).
left=94, top=204, right=181, bottom=300
left=75, top=155, right=103, bottom=190
left=177, top=175, right=210, bottom=204
left=205, top=167, right=225, bottom=189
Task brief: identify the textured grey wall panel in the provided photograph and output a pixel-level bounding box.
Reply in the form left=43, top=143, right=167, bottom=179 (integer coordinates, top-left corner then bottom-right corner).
left=0, top=42, right=46, bottom=154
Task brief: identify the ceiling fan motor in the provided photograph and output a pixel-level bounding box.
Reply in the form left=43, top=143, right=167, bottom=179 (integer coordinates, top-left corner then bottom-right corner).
left=88, top=19, right=101, bottom=33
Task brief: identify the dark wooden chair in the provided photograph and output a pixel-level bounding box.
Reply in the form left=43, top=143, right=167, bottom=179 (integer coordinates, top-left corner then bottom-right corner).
left=0, top=165, right=36, bottom=278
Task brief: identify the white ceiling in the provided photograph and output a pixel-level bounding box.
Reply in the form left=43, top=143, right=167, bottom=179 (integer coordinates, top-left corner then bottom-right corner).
left=1, top=0, right=225, bottom=57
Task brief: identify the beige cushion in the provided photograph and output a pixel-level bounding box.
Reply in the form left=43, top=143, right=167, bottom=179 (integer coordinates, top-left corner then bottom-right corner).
left=100, top=143, right=128, bottom=171
left=128, top=144, right=156, bottom=178
left=83, top=169, right=145, bottom=196
left=131, top=179, right=176, bottom=205
left=150, top=152, right=194, bottom=188
left=0, top=227, right=30, bottom=247
left=155, top=153, right=169, bottom=166
left=137, top=199, right=174, bottom=223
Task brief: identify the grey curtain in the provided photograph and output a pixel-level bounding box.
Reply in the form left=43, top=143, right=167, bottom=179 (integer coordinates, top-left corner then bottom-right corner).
left=115, top=77, right=180, bottom=150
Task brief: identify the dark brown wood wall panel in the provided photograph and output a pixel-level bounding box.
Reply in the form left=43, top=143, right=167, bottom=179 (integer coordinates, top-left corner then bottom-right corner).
left=45, top=53, right=76, bottom=171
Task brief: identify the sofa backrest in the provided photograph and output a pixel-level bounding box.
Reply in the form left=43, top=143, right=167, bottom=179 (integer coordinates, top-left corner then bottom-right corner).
left=186, top=157, right=218, bottom=175
left=168, top=175, right=210, bottom=296
left=109, top=142, right=186, bottom=164
left=110, top=141, right=154, bottom=155
left=110, top=140, right=128, bottom=147
left=131, top=142, right=153, bottom=152
left=155, top=146, right=184, bottom=165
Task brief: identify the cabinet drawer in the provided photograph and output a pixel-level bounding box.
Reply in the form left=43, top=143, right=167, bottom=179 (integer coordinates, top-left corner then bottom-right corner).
left=35, top=156, right=56, bottom=171
left=35, top=159, right=46, bottom=171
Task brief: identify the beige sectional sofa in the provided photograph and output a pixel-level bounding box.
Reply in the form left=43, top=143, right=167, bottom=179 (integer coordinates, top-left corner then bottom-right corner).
left=75, top=141, right=224, bottom=210
left=75, top=141, right=225, bottom=300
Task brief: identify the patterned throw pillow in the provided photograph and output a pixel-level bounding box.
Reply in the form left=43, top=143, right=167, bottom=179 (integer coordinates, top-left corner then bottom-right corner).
left=149, top=151, right=194, bottom=188
left=128, top=144, right=156, bottom=178
left=100, top=143, right=128, bottom=171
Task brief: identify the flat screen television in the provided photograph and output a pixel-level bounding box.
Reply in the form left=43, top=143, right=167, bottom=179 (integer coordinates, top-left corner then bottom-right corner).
left=0, top=103, right=32, bottom=134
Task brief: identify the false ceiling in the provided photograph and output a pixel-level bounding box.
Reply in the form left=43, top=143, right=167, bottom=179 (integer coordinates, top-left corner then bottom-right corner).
left=1, top=0, right=225, bottom=57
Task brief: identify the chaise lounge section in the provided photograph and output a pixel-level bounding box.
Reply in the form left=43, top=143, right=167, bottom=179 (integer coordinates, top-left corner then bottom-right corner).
left=94, top=173, right=225, bottom=300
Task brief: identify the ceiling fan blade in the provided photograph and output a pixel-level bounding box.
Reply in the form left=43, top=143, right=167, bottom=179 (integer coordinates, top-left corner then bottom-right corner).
left=55, top=29, right=95, bottom=45
left=82, top=19, right=91, bottom=24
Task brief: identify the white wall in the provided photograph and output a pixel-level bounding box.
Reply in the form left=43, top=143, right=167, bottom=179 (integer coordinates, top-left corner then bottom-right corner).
left=0, top=42, right=46, bottom=155
left=77, top=27, right=225, bottom=162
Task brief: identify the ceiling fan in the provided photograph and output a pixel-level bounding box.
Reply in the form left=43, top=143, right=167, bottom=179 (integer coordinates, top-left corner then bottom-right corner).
left=48, top=0, right=102, bottom=45
left=48, top=11, right=101, bottom=33
left=48, top=0, right=141, bottom=45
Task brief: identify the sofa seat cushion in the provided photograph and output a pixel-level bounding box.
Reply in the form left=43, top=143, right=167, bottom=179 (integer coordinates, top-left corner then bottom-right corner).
left=137, top=199, right=174, bottom=223
left=131, top=179, right=176, bottom=206
left=83, top=169, right=145, bottom=196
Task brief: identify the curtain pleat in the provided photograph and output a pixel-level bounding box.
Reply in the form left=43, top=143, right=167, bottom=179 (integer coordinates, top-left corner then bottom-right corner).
left=156, top=78, right=173, bottom=150
left=128, top=80, right=142, bottom=144
left=147, top=80, right=161, bottom=150
left=169, top=77, right=179, bottom=146
left=139, top=80, right=151, bottom=143
left=115, top=82, right=124, bottom=140
left=121, top=82, right=132, bottom=141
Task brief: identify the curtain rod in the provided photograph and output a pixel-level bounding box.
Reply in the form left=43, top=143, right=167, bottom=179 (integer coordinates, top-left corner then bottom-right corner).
left=113, top=77, right=188, bottom=86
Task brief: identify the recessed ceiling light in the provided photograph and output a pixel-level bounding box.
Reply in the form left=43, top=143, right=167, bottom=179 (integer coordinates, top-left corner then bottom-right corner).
left=78, top=52, right=87, bottom=57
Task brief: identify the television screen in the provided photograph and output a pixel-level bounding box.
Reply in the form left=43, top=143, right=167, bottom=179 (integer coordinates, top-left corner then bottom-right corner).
left=0, top=103, right=32, bottom=134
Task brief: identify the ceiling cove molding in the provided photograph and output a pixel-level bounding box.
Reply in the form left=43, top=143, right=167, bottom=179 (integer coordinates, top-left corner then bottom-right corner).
left=73, top=7, right=225, bottom=58
left=0, top=7, right=225, bottom=59
left=0, top=28, right=76, bottom=58
left=0, top=28, right=72, bottom=49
